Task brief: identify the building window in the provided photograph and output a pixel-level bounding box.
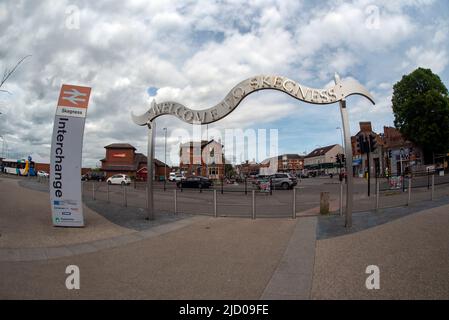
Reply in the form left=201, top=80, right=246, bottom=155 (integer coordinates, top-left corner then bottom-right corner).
left=209, top=167, right=217, bottom=176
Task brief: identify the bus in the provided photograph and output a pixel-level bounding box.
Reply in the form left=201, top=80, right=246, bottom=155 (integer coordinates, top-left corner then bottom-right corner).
left=1, top=157, right=36, bottom=176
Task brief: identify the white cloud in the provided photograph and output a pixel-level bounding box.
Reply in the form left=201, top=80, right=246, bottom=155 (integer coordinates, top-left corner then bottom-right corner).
left=405, top=46, right=448, bottom=74
left=0, top=0, right=447, bottom=166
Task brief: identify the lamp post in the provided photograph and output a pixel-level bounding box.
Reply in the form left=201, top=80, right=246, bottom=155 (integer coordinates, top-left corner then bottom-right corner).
left=163, top=127, right=167, bottom=191
left=336, top=127, right=344, bottom=153
left=0, top=135, right=7, bottom=159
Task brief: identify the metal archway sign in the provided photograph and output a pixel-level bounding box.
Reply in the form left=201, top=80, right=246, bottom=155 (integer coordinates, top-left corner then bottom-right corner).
left=132, top=74, right=375, bottom=227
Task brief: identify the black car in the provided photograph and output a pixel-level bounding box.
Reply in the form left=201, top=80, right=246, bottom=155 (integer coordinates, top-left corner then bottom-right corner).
left=177, top=176, right=213, bottom=189
left=82, top=171, right=106, bottom=181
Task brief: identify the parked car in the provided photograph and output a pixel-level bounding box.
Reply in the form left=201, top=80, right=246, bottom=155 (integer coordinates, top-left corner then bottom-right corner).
left=37, top=170, right=49, bottom=178
left=82, top=171, right=106, bottom=181
left=169, top=173, right=185, bottom=182
left=255, top=173, right=297, bottom=190
left=107, top=174, right=131, bottom=185
left=176, top=176, right=212, bottom=189
left=88, top=171, right=106, bottom=181
left=168, top=172, right=177, bottom=181
left=174, top=174, right=186, bottom=182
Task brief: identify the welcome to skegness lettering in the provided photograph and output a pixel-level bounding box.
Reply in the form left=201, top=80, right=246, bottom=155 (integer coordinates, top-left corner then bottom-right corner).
left=52, top=117, right=68, bottom=198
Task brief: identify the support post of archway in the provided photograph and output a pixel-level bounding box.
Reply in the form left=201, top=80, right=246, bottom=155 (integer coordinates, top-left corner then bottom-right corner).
left=340, top=99, right=353, bottom=228
left=146, top=120, right=155, bottom=220
left=335, top=73, right=353, bottom=228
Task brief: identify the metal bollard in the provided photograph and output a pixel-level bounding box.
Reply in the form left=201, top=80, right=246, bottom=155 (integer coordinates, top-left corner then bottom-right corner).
left=213, top=190, right=217, bottom=218
left=174, top=189, right=177, bottom=214
left=92, top=182, right=95, bottom=200
left=146, top=186, right=149, bottom=209
left=375, top=180, right=379, bottom=211
left=292, top=187, right=296, bottom=219
left=245, top=177, right=247, bottom=195
left=123, top=185, right=127, bottom=207
left=431, top=174, right=435, bottom=200
left=252, top=190, right=256, bottom=219
left=339, top=181, right=343, bottom=216
left=107, top=183, right=110, bottom=203
left=407, top=177, right=412, bottom=206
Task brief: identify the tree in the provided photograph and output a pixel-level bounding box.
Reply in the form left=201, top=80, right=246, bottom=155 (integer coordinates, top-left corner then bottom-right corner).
left=224, top=163, right=236, bottom=178
left=0, top=55, right=31, bottom=94
left=392, top=67, right=449, bottom=163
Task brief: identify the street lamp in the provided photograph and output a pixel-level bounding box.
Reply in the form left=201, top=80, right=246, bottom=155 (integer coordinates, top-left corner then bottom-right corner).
left=0, top=135, right=7, bottom=158
left=336, top=127, right=344, bottom=152
left=163, top=127, right=167, bottom=191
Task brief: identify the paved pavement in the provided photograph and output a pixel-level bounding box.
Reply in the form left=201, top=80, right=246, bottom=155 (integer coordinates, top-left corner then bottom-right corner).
left=261, top=217, right=317, bottom=299
left=0, top=217, right=296, bottom=299
left=0, top=177, right=133, bottom=248
left=312, top=204, right=449, bottom=299
left=1, top=173, right=449, bottom=299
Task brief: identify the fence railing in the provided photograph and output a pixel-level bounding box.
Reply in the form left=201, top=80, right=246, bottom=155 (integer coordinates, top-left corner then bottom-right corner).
left=7, top=172, right=449, bottom=219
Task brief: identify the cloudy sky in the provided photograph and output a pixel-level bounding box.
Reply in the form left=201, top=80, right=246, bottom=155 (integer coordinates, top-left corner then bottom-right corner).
left=0, top=0, right=448, bottom=167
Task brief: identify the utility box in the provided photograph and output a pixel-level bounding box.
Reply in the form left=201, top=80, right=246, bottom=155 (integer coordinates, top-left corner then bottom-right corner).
left=320, top=192, right=330, bottom=215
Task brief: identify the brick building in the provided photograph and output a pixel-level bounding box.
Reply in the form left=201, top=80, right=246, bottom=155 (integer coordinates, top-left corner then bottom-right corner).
left=304, top=144, right=343, bottom=175
left=382, top=126, right=423, bottom=175
left=179, top=140, right=224, bottom=179
left=100, top=143, right=169, bottom=180
left=259, top=154, right=304, bottom=175
left=351, top=122, right=383, bottom=177
left=235, top=161, right=262, bottom=177
left=350, top=122, right=423, bottom=177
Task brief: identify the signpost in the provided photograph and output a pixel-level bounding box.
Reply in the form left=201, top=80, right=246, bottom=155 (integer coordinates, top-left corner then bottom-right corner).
left=50, top=84, right=91, bottom=227
left=132, top=74, right=374, bottom=227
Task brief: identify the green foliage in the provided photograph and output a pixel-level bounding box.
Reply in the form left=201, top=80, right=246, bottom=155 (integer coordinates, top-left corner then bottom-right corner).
left=392, top=68, right=449, bottom=161
left=224, top=163, right=236, bottom=178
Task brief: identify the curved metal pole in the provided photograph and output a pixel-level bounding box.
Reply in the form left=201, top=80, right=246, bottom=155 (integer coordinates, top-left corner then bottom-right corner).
left=131, top=75, right=375, bottom=126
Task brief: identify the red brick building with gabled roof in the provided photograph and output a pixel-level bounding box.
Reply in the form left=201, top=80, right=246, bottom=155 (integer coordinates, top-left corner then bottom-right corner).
left=100, top=143, right=169, bottom=180
left=179, top=139, right=224, bottom=179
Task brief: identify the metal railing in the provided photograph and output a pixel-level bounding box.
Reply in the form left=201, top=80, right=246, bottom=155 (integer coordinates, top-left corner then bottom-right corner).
left=7, top=171, right=449, bottom=220
left=81, top=174, right=449, bottom=219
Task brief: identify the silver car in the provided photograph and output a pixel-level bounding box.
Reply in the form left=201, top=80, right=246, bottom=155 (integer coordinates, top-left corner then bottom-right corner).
left=268, top=173, right=297, bottom=190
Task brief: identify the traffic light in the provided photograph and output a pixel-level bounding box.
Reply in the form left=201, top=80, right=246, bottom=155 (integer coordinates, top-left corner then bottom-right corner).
left=357, top=135, right=363, bottom=154
left=336, top=154, right=341, bottom=164
left=357, top=134, right=369, bottom=154
left=341, top=154, right=346, bottom=163
left=369, top=134, right=377, bottom=152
